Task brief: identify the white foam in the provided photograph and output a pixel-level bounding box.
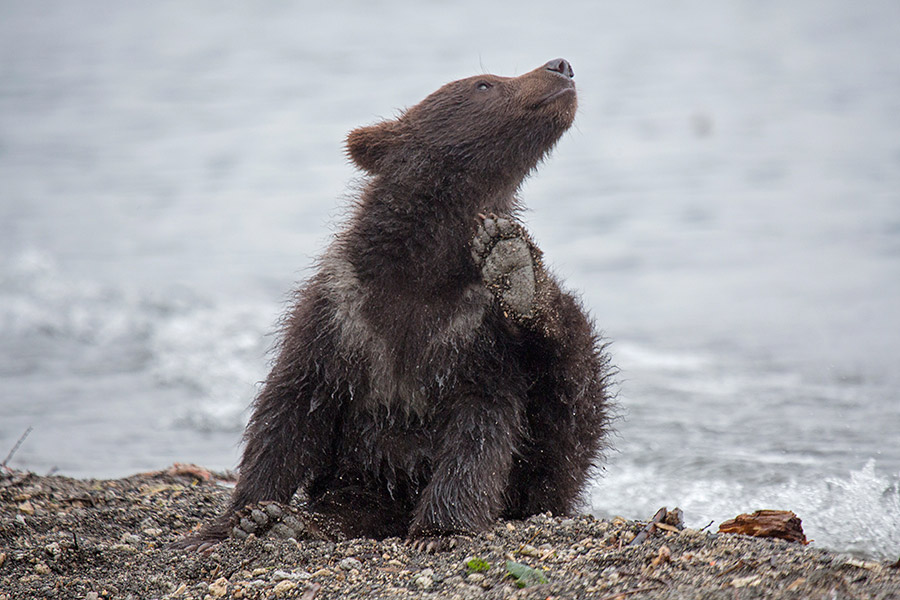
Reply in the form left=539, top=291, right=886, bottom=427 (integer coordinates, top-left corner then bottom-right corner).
left=1, top=249, right=272, bottom=431
left=150, top=301, right=272, bottom=432
left=615, top=342, right=711, bottom=371
left=2, top=251, right=137, bottom=345
left=593, top=459, right=900, bottom=560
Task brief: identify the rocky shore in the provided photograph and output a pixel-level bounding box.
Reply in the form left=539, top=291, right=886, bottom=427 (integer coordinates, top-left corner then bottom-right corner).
left=2, top=466, right=898, bottom=599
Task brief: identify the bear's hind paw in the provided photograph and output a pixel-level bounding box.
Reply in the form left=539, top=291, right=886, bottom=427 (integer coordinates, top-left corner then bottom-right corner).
left=231, top=501, right=315, bottom=542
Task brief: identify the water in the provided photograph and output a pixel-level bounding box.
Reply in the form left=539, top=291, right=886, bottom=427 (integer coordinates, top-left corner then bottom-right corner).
left=2, top=1, right=899, bottom=559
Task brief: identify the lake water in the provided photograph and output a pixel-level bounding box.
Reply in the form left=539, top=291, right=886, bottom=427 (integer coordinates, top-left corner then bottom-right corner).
left=1, top=1, right=898, bottom=559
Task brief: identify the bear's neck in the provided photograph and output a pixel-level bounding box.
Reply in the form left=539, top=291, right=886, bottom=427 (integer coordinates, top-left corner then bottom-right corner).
left=345, top=176, right=519, bottom=296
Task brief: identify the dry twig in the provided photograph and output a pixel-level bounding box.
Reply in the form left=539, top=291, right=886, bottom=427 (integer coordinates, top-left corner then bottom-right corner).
left=2, top=426, right=34, bottom=469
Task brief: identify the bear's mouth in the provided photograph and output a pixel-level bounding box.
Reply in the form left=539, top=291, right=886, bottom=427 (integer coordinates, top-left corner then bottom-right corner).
left=534, top=86, right=576, bottom=108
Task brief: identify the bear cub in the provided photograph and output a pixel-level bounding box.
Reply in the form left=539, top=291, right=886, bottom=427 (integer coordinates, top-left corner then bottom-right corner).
left=175, top=58, right=614, bottom=551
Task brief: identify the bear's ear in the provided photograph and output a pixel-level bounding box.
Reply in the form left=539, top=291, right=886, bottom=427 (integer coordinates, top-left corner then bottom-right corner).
left=346, top=120, right=402, bottom=174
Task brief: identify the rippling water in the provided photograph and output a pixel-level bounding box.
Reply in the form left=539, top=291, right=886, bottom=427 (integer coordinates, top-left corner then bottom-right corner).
left=2, top=1, right=898, bottom=558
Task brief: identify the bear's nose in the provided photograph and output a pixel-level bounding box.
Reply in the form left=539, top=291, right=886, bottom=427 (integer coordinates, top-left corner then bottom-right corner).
left=544, top=58, right=574, bottom=79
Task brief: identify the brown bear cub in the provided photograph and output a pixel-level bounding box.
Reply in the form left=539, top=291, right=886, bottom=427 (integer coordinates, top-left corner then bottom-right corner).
left=174, top=58, right=613, bottom=551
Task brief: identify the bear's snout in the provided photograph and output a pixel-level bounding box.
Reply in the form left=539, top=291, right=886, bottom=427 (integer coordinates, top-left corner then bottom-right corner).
left=544, top=58, right=574, bottom=79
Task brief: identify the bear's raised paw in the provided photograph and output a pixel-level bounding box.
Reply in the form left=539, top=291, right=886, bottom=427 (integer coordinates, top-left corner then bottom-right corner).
left=472, top=214, right=540, bottom=322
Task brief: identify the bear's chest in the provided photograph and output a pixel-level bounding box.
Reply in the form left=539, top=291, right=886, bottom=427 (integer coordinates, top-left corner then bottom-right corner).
left=322, top=249, right=493, bottom=413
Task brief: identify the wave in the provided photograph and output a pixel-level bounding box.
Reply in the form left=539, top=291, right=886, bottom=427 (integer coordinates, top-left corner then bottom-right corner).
left=1, top=249, right=272, bottom=432
left=593, top=459, right=900, bottom=560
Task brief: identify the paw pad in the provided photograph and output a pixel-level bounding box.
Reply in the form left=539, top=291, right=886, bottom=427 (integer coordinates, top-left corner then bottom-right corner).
left=231, top=502, right=309, bottom=541
left=473, top=214, right=538, bottom=321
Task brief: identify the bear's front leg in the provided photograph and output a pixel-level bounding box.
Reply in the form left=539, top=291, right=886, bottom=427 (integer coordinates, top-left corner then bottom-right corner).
left=472, top=214, right=612, bottom=522
left=408, top=392, right=524, bottom=546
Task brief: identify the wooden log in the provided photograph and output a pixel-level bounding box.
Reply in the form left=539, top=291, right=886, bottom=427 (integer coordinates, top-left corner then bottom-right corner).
left=718, top=510, right=807, bottom=544
left=628, top=507, right=668, bottom=546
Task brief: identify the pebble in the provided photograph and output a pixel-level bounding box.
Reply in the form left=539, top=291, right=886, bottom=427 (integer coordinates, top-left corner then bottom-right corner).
left=272, top=569, right=311, bottom=581
left=34, top=563, right=51, bottom=575
left=208, top=577, right=228, bottom=597
left=651, top=545, right=672, bottom=567
left=457, top=583, right=484, bottom=597
left=339, top=557, right=361, bottom=571
left=844, top=558, right=883, bottom=572
left=272, top=580, right=296, bottom=596
left=730, top=574, right=762, bottom=588
left=44, top=542, right=61, bottom=557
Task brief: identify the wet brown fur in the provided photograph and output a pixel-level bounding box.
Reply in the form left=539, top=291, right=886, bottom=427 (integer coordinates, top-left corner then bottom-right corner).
left=180, top=60, right=613, bottom=544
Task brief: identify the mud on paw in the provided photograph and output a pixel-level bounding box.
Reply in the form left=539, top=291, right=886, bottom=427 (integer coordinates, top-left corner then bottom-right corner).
left=231, top=501, right=319, bottom=542
left=472, top=213, right=541, bottom=322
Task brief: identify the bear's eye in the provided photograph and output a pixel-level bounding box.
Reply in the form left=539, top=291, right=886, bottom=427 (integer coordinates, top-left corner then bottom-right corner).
left=475, top=81, right=492, bottom=91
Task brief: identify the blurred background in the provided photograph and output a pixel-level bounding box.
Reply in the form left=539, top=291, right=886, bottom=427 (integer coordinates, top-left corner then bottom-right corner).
left=1, top=1, right=898, bottom=558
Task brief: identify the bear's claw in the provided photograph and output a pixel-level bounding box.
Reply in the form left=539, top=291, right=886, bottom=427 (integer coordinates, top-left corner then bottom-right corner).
left=406, top=535, right=460, bottom=554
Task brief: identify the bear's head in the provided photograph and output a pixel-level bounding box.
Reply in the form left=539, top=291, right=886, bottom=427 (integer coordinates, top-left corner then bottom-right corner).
left=347, top=59, right=577, bottom=195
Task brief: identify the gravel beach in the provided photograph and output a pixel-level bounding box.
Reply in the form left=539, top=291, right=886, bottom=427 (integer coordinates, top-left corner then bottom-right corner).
left=2, top=467, right=898, bottom=599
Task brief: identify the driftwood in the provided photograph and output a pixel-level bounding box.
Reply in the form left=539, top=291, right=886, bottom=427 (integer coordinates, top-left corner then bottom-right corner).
left=628, top=507, right=667, bottom=546
left=629, top=507, right=684, bottom=546
left=718, top=510, right=807, bottom=544
left=135, top=463, right=237, bottom=483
